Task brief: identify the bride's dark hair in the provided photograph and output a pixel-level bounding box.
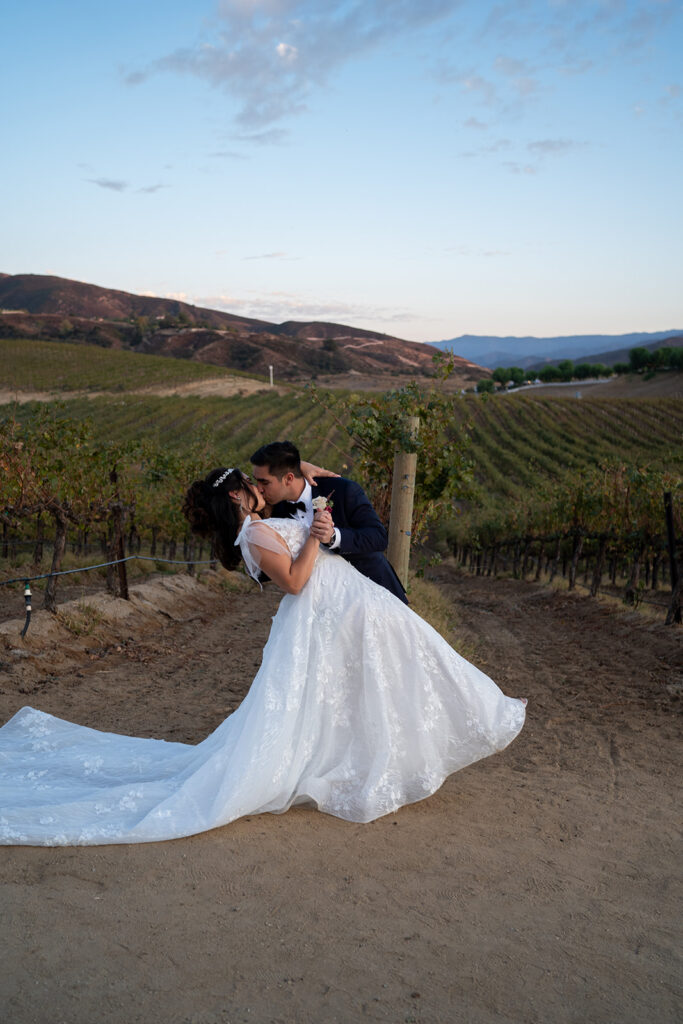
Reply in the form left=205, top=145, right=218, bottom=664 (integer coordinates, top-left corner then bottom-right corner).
left=182, top=467, right=256, bottom=571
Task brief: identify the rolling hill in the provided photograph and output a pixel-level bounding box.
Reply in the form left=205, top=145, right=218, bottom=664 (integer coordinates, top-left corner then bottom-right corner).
left=0, top=273, right=483, bottom=383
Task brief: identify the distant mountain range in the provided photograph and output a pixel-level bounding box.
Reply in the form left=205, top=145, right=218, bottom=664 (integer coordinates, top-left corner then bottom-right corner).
left=0, top=273, right=484, bottom=382
left=431, top=332, right=683, bottom=370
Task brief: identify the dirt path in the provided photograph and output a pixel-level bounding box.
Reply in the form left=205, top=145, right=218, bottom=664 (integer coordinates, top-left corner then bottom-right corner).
left=0, top=376, right=288, bottom=407
left=0, top=568, right=681, bottom=1024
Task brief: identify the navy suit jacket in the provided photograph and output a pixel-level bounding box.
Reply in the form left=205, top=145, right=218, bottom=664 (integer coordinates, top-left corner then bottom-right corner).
left=271, top=476, right=408, bottom=604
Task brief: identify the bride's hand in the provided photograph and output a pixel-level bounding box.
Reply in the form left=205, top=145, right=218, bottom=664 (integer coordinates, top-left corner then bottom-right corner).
left=310, top=509, right=335, bottom=544
left=300, top=459, right=340, bottom=487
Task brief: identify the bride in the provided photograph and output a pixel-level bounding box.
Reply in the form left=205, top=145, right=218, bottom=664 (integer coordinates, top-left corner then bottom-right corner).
left=0, top=466, right=525, bottom=846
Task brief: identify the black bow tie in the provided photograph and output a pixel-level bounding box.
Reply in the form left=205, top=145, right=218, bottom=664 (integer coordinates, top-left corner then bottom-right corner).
left=284, top=500, right=307, bottom=513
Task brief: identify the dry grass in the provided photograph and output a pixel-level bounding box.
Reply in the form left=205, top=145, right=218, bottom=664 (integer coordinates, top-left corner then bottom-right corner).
left=407, top=571, right=477, bottom=660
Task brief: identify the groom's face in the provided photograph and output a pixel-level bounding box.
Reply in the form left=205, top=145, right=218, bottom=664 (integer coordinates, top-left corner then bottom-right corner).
left=251, top=465, right=298, bottom=504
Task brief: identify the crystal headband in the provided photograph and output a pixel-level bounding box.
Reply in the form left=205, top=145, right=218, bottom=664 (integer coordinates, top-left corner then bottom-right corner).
left=213, top=468, right=236, bottom=488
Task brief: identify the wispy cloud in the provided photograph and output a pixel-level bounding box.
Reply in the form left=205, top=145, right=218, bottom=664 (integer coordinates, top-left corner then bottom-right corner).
left=661, top=82, right=681, bottom=104
left=87, top=178, right=129, bottom=192
left=659, top=80, right=683, bottom=123
left=613, top=1, right=677, bottom=55
left=463, top=116, right=488, bottom=130
left=486, top=138, right=512, bottom=152
left=86, top=177, right=168, bottom=194
left=460, top=111, right=582, bottom=168
left=527, top=138, right=581, bottom=156
left=243, top=252, right=301, bottom=261
left=480, top=0, right=675, bottom=63
left=438, top=0, right=678, bottom=126
left=502, top=162, right=537, bottom=176
left=232, top=128, right=288, bottom=146
left=122, top=1, right=679, bottom=148
left=126, top=0, right=459, bottom=132
left=458, top=136, right=511, bottom=160
left=494, top=55, right=529, bottom=78
left=443, top=70, right=498, bottom=106
left=276, top=42, right=298, bottom=63
left=494, top=55, right=538, bottom=97
left=558, top=58, right=593, bottom=77
left=192, top=288, right=418, bottom=326
left=490, top=136, right=582, bottom=174
left=209, top=149, right=249, bottom=160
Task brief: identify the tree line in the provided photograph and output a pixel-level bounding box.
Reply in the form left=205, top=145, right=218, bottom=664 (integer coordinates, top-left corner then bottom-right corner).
left=477, top=344, right=683, bottom=392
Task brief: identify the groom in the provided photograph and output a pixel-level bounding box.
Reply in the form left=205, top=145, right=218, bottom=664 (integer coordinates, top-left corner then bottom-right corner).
left=250, top=440, right=408, bottom=604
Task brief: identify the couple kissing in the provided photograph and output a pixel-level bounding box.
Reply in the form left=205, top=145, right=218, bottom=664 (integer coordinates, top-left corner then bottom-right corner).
left=248, top=440, right=408, bottom=604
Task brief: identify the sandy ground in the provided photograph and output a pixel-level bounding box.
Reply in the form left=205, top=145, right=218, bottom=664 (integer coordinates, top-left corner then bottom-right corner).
left=0, top=566, right=681, bottom=1024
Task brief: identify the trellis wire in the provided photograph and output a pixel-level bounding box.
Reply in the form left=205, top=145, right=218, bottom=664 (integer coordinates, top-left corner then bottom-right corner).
left=0, top=553, right=216, bottom=588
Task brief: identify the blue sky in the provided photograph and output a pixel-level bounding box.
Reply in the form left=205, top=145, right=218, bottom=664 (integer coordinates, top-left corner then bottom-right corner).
left=3, top=0, right=682, bottom=342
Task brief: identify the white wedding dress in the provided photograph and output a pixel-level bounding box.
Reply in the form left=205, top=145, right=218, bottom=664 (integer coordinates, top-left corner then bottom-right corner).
left=0, top=518, right=525, bottom=846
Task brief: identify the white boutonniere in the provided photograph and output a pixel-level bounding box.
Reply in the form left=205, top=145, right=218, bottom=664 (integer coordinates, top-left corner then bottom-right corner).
left=312, top=494, right=334, bottom=514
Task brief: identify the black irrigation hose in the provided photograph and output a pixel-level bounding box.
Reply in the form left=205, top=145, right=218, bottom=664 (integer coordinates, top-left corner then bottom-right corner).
left=20, top=582, right=31, bottom=639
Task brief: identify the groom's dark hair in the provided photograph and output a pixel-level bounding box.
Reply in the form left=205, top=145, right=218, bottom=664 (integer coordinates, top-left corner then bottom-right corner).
left=250, top=440, right=303, bottom=479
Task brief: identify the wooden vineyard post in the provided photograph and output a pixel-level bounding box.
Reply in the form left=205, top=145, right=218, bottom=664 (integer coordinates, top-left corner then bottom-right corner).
left=664, top=491, right=681, bottom=625
left=43, top=510, right=68, bottom=613
left=107, top=502, right=129, bottom=600
left=106, top=470, right=129, bottom=601
left=387, top=416, right=419, bottom=589
left=105, top=467, right=129, bottom=601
